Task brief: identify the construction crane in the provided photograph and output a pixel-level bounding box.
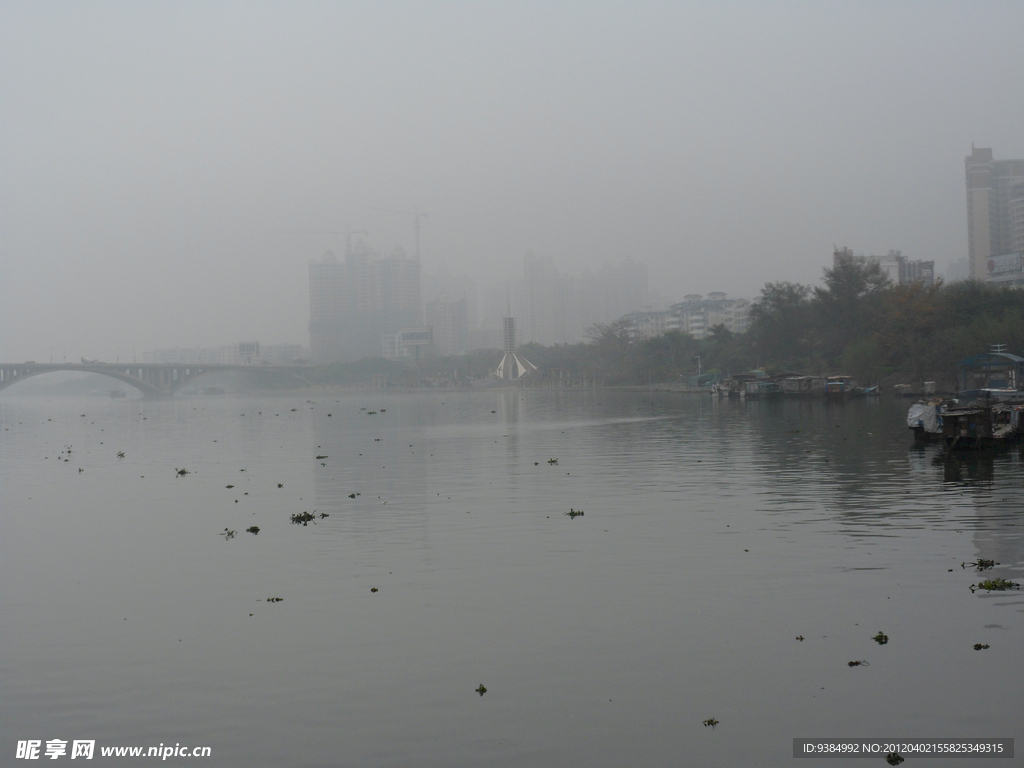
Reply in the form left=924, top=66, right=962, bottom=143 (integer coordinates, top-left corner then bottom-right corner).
left=369, top=207, right=429, bottom=259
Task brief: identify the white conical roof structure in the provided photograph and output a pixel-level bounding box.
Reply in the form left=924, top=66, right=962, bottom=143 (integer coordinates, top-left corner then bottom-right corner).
left=494, top=315, right=536, bottom=380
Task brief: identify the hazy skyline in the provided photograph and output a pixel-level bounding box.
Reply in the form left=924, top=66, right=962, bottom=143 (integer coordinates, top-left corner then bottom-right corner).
left=3, top=1, right=1023, bottom=362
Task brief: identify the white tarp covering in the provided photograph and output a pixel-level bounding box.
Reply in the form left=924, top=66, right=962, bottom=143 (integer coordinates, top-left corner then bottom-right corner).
left=907, top=403, right=940, bottom=433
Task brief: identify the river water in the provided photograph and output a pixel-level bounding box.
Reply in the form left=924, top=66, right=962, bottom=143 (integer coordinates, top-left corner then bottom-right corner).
left=1, top=390, right=1021, bottom=766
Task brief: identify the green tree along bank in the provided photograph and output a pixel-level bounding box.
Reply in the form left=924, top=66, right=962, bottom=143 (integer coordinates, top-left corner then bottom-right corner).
left=274, top=257, right=1024, bottom=390
left=499, top=260, right=1023, bottom=388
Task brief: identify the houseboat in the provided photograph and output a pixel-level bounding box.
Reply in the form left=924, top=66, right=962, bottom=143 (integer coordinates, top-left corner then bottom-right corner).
left=957, top=349, right=1024, bottom=404
left=941, top=402, right=1024, bottom=450
left=717, top=372, right=762, bottom=398
left=824, top=375, right=855, bottom=399
left=778, top=375, right=825, bottom=397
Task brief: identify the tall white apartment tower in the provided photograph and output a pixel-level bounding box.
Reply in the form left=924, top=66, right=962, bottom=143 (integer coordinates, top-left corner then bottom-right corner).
left=966, top=146, right=1024, bottom=279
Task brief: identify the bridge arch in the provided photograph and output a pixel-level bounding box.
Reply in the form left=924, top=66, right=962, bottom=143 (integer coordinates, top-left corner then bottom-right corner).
left=0, top=363, right=313, bottom=398
left=0, top=364, right=168, bottom=397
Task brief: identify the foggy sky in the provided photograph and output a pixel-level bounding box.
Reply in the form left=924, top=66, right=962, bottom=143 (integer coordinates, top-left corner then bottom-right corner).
left=2, top=1, right=1023, bottom=362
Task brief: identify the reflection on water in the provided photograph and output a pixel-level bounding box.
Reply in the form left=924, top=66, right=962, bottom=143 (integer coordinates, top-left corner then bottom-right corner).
left=1, top=391, right=1021, bottom=767
left=941, top=452, right=996, bottom=483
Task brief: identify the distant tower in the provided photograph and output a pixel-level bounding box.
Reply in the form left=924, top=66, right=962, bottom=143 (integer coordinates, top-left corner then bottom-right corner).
left=965, top=146, right=1024, bottom=279
left=494, top=302, right=537, bottom=380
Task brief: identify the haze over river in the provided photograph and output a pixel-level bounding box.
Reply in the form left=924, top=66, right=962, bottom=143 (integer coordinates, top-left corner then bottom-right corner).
left=2, top=390, right=1021, bottom=766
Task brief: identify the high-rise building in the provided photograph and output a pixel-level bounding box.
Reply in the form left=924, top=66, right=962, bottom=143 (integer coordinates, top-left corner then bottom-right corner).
left=425, top=295, right=468, bottom=357
left=965, top=146, right=1024, bottom=279
left=378, top=246, right=423, bottom=337
left=309, top=238, right=422, bottom=362
left=669, top=294, right=751, bottom=340
left=422, top=264, right=478, bottom=330
left=522, top=251, right=574, bottom=346
left=868, top=250, right=935, bottom=287
left=309, top=251, right=349, bottom=363
left=484, top=253, right=650, bottom=347
left=833, top=246, right=934, bottom=288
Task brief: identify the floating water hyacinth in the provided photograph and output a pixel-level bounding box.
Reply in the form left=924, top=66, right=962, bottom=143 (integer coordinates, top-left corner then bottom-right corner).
left=970, top=578, right=1019, bottom=593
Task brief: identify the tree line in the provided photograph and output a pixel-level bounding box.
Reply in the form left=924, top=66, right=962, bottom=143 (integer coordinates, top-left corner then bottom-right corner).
left=287, top=255, right=1024, bottom=389
left=501, top=256, right=1024, bottom=387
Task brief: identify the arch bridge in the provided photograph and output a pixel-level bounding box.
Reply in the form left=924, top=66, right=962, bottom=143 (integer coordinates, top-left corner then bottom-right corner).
left=0, top=362, right=312, bottom=398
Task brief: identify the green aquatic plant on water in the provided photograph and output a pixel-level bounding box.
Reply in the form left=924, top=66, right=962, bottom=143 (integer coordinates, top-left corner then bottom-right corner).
left=970, top=578, right=1020, bottom=593
left=872, top=631, right=888, bottom=645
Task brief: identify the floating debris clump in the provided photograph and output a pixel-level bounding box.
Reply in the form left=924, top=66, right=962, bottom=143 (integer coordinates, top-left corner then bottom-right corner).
left=847, top=660, right=869, bottom=667
left=702, top=717, right=719, bottom=729
left=222, top=528, right=236, bottom=540
left=885, top=753, right=905, bottom=766
left=565, top=508, right=585, bottom=519
left=475, top=684, right=487, bottom=696
left=247, top=526, right=260, bottom=535
left=963, top=559, right=998, bottom=571
left=970, top=578, right=1020, bottom=593
left=290, top=511, right=316, bottom=525
left=973, top=643, right=990, bottom=650
left=872, top=631, right=889, bottom=645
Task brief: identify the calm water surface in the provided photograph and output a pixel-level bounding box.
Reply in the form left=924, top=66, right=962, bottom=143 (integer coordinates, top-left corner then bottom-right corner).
left=2, top=390, right=1021, bottom=766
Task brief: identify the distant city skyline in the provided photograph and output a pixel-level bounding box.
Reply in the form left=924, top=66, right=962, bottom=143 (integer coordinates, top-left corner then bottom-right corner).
left=3, top=3, right=1023, bottom=361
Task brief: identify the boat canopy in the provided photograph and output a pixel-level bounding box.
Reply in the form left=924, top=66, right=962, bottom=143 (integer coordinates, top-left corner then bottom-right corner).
left=958, top=352, right=1024, bottom=393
